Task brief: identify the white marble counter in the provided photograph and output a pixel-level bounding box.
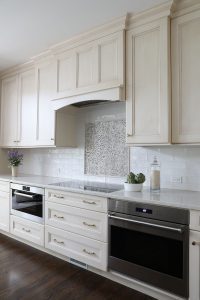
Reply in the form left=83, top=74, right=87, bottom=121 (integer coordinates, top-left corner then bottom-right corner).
left=109, top=188, right=200, bottom=210
left=1, top=173, right=200, bottom=210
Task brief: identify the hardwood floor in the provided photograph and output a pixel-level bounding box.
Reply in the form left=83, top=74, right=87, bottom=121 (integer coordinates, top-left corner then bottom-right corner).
left=0, top=234, right=156, bottom=300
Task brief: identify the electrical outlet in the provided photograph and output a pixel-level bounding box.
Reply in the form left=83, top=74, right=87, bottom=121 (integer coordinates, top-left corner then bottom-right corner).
left=171, top=176, right=183, bottom=184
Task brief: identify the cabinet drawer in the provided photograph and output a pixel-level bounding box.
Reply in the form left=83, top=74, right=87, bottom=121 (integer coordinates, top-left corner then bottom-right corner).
left=10, top=215, right=44, bottom=246
left=190, top=210, right=200, bottom=231
left=45, top=225, right=107, bottom=271
left=45, top=202, right=107, bottom=242
left=45, top=189, right=107, bottom=212
left=0, top=180, right=9, bottom=193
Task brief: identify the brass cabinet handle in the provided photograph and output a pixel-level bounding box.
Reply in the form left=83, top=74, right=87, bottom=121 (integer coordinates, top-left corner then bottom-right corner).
left=53, top=238, right=64, bottom=245
left=83, top=200, right=97, bottom=205
left=192, top=241, right=200, bottom=246
left=22, top=227, right=31, bottom=233
left=54, top=214, right=64, bottom=219
left=83, top=248, right=95, bottom=255
left=83, top=221, right=96, bottom=227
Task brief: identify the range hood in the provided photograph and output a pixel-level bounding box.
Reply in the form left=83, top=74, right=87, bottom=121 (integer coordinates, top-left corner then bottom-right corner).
left=51, top=86, right=125, bottom=110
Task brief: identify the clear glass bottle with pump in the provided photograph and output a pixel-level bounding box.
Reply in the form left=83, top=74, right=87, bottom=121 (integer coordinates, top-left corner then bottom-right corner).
left=150, top=156, right=160, bottom=192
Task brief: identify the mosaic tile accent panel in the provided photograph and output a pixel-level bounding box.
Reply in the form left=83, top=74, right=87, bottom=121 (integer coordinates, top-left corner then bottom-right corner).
left=85, top=120, right=128, bottom=176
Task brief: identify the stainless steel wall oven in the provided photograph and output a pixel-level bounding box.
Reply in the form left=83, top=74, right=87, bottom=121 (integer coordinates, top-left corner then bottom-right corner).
left=108, top=199, right=189, bottom=298
left=11, top=183, right=44, bottom=224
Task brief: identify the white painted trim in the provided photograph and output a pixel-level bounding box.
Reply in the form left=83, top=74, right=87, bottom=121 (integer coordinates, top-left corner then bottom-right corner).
left=171, top=0, right=200, bottom=18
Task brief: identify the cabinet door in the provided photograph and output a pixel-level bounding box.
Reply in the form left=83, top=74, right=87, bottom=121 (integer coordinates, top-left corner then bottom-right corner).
left=18, top=69, right=37, bottom=146
left=189, top=230, right=200, bottom=300
left=0, top=190, right=9, bottom=232
left=126, top=18, right=171, bottom=144
left=36, top=60, right=57, bottom=146
left=0, top=75, right=18, bottom=146
left=172, top=10, right=200, bottom=143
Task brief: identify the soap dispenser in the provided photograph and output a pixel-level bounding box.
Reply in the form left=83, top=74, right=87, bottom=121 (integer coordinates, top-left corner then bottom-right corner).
left=150, top=156, right=160, bottom=192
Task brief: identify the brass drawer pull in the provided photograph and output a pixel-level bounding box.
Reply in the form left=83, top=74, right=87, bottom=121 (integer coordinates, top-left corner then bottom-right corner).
left=53, top=238, right=64, bottom=245
left=83, top=221, right=96, bottom=227
left=54, top=214, right=64, bottom=219
left=53, top=195, right=64, bottom=199
left=83, top=248, right=96, bottom=255
left=22, top=227, right=31, bottom=233
left=83, top=200, right=97, bottom=205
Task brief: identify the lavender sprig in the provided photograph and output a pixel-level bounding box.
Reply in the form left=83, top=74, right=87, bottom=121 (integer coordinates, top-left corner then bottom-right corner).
left=8, top=150, right=23, bottom=167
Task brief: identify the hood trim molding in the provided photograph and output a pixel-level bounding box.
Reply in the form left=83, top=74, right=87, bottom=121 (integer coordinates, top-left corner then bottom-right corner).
left=51, top=86, right=125, bottom=110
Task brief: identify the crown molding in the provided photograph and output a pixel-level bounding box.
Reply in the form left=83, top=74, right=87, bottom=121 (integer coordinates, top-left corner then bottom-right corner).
left=127, top=1, right=173, bottom=29
left=49, top=14, right=127, bottom=55
left=171, top=0, right=200, bottom=18
left=0, top=60, right=34, bottom=79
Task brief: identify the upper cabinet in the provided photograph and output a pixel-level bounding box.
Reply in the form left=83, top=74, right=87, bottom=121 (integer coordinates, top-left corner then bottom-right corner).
left=172, top=9, right=200, bottom=143
left=126, top=15, right=171, bottom=145
left=52, top=30, right=125, bottom=105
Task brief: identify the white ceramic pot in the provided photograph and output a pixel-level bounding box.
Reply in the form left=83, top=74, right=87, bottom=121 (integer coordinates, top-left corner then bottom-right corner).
left=11, top=166, right=18, bottom=177
left=124, top=183, right=143, bottom=192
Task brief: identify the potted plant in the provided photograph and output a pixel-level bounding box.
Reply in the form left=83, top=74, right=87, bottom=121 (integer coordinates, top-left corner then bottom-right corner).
left=8, top=150, right=23, bottom=177
left=124, top=172, right=145, bottom=192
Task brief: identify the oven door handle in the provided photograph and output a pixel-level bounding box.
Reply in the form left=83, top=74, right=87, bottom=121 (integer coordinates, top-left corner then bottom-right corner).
left=14, top=191, right=34, bottom=199
left=108, top=214, right=183, bottom=233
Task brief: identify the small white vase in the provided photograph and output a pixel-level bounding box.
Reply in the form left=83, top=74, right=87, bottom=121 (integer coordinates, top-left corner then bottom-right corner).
left=11, top=166, right=18, bottom=177
left=124, top=183, right=143, bottom=192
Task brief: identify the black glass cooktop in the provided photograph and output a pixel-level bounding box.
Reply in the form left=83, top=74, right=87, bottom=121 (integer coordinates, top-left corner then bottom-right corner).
left=49, top=180, right=123, bottom=193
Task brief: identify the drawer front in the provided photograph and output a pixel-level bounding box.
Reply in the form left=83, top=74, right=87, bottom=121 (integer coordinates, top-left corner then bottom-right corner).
left=190, top=210, right=200, bottom=231
left=45, top=225, right=107, bottom=271
left=10, top=215, right=44, bottom=246
left=0, top=180, right=9, bottom=193
left=45, top=189, right=107, bottom=212
left=45, top=202, right=107, bottom=242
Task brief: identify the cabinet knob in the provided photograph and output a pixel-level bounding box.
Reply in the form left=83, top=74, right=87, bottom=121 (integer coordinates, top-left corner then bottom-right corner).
left=51, top=138, right=54, bottom=141
left=127, top=133, right=132, bottom=137
left=192, top=241, right=200, bottom=246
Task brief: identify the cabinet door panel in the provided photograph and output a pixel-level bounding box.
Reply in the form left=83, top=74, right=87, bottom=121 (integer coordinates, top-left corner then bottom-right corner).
left=172, top=10, right=200, bottom=143
left=0, top=190, right=9, bottom=232
left=189, top=230, right=200, bottom=300
left=126, top=18, right=171, bottom=144
left=57, top=51, right=76, bottom=93
left=1, top=76, right=18, bottom=146
left=36, top=60, right=56, bottom=146
left=18, top=69, right=37, bottom=146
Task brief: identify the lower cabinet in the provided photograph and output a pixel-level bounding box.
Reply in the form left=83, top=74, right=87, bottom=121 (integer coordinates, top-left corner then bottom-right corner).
left=0, top=181, right=10, bottom=232
left=189, top=230, right=200, bottom=300
left=45, top=225, right=107, bottom=271
left=10, top=215, right=44, bottom=247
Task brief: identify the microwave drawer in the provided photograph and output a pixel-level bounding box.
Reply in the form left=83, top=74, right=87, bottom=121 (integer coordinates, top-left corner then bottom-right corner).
left=10, top=215, right=44, bottom=246
left=45, top=201, right=107, bottom=242
left=45, top=189, right=107, bottom=212
left=45, top=225, right=107, bottom=271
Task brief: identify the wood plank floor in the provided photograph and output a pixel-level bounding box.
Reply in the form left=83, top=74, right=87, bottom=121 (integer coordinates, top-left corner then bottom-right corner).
left=0, top=234, right=156, bottom=300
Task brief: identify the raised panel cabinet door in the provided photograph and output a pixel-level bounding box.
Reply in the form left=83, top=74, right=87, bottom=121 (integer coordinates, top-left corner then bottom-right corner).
left=98, top=31, right=124, bottom=87
left=55, top=50, right=76, bottom=98
left=18, top=69, right=37, bottom=146
left=36, top=60, right=57, bottom=146
left=0, top=75, right=18, bottom=146
left=172, top=10, right=200, bottom=143
left=189, top=230, right=200, bottom=300
left=76, top=42, right=98, bottom=89
left=126, top=17, right=171, bottom=144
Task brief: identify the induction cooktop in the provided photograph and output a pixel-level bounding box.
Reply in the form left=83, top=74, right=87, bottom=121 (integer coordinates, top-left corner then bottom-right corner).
left=49, top=180, right=123, bottom=193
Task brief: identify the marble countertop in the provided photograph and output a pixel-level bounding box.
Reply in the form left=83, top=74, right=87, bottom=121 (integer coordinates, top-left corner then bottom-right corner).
left=1, top=173, right=200, bottom=210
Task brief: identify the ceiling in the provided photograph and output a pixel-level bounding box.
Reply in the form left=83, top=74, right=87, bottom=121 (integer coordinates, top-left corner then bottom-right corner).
left=0, top=0, right=168, bottom=72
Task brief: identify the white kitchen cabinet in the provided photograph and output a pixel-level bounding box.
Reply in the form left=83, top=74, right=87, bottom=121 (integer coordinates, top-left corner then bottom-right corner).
left=172, top=10, right=200, bottom=143
left=0, top=75, right=19, bottom=147
left=189, top=230, right=200, bottom=300
left=0, top=69, right=37, bottom=147
left=18, top=69, right=37, bottom=146
left=126, top=17, right=171, bottom=144
left=53, top=31, right=125, bottom=101
left=45, top=225, right=107, bottom=271
left=0, top=181, right=10, bottom=232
